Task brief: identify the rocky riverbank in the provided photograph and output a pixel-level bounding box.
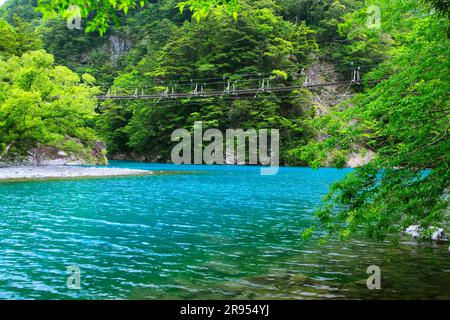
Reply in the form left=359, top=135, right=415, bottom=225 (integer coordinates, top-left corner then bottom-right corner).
left=0, top=165, right=153, bottom=181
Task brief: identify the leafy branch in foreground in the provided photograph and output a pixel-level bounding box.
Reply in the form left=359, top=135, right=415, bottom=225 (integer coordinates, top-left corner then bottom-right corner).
left=36, top=0, right=240, bottom=35
left=300, top=0, right=450, bottom=241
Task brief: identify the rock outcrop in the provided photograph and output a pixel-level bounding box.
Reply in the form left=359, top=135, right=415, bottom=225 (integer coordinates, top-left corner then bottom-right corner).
left=346, top=149, right=375, bottom=168
left=405, top=225, right=448, bottom=242
left=306, top=60, right=376, bottom=168
left=0, top=140, right=108, bottom=166
left=108, top=34, right=131, bottom=64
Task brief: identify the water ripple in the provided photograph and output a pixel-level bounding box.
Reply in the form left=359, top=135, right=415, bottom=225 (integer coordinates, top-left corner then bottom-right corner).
left=0, top=162, right=448, bottom=300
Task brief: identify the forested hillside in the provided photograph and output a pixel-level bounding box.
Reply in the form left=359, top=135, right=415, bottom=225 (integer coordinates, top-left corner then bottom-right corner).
left=1, top=0, right=371, bottom=164
left=0, top=0, right=448, bottom=239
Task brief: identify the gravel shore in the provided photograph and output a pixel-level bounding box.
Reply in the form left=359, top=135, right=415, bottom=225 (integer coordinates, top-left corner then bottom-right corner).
left=0, top=165, right=153, bottom=181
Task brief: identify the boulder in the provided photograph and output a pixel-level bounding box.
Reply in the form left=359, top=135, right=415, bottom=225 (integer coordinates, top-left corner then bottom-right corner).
left=405, top=225, right=421, bottom=238
left=405, top=225, right=448, bottom=242
left=431, top=228, right=446, bottom=242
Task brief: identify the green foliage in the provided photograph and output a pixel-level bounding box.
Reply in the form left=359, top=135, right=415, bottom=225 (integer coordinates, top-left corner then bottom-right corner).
left=37, top=17, right=114, bottom=88
left=97, top=0, right=318, bottom=162
left=423, top=0, right=449, bottom=15
left=0, top=0, right=42, bottom=24
left=0, top=16, right=42, bottom=59
left=3, top=0, right=448, bottom=241
left=301, top=0, right=450, bottom=240
left=279, top=0, right=363, bottom=44
left=154, top=0, right=316, bottom=79
left=0, top=50, right=101, bottom=159
left=34, top=2, right=191, bottom=88
left=36, top=0, right=241, bottom=35
left=334, top=2, right=395, bottom=73
left=177, top=0, right=240, bottom=23
left=0, top=20, right=18, bottom=58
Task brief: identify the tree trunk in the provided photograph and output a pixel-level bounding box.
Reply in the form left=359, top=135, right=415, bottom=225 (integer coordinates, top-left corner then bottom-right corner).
left=0, top=144, right=12, bottom=161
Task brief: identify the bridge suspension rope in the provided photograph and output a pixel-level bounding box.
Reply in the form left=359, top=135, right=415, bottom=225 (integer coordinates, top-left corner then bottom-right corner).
left=98, top=63, right=377, bottom=101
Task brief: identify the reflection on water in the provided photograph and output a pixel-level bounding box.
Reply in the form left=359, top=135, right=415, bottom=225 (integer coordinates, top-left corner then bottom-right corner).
left=0, top=162, right=448, bottom=300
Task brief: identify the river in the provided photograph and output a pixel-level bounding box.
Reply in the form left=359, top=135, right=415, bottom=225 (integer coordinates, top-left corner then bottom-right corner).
left=0, top=161, right=448, bottom=299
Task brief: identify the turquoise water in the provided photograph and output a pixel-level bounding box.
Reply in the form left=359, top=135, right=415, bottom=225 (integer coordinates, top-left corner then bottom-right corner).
left=0, top=161, right=448, bottom=300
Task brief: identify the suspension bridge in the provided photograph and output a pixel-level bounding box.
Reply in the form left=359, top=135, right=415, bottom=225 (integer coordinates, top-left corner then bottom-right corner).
left=97, top=64, right=370, bottom=101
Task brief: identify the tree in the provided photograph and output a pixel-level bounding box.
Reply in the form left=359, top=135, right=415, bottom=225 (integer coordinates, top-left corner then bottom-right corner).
left=0, top=20, right=19, bottom=58
left=0, top=50, right=102, bottom=162
left=96, top=0, right=318, bottom=163
left=300, top=0, right=449, bottom=240
left=12, top=15, right=43, bottom=54
left=424, top=0, right=449, bottom=15
left=0, top=17, right=42, bottom=59
left=278, top=0, right=363, bottom=44
left=0, top=0, right=42, bottom=25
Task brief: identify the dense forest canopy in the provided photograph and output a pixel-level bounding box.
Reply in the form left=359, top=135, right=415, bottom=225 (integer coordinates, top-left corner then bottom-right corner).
left=301, top=0, right=449, bottom=240
left=97, top=0, right=321, bottom=161
left=0, top=50, right=101, bottom=161
left=0, top=13, right=102, bottom=162
left=0, top=0, right=448, bottom=240
left=33, top=0, right=241, bottom=35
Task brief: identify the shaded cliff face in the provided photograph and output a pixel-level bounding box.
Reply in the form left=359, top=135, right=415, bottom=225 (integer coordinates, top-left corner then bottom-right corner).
left=305, top=60, right=354, bottom=114
left=38, top=23, right=133, bottom=89
left=108, top=34, right=130, bottom=64
left=305, top=59, right=375, bottom=168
